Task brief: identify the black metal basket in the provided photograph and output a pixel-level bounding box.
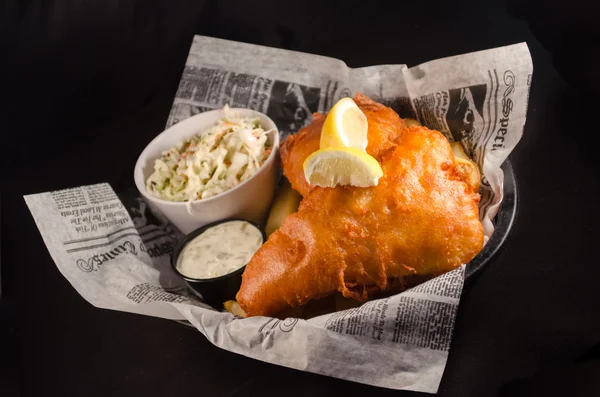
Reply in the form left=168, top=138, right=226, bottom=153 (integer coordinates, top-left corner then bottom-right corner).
left=465, top=160, right=518, bottom=281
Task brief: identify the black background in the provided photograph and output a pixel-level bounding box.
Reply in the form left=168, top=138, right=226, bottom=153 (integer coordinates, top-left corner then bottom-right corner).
left=2, top=0, right=600, bottom=396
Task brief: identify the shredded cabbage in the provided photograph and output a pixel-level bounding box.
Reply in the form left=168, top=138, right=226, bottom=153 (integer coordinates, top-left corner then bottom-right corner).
left=146, top=106, right=273, bottom=202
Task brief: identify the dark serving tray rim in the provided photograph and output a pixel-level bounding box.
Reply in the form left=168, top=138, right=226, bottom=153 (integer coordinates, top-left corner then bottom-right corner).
left=465, top=160, right=518, bottom=281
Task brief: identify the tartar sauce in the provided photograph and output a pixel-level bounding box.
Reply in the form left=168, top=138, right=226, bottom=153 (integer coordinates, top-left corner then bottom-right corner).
left=177, top=220, right=263, bottom=279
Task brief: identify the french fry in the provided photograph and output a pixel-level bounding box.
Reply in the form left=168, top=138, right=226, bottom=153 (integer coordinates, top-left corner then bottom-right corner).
left=223, top=300, right=247, bottom=318
left=265, top=179, right=302, bottom=236
left=450, top=141, right=468, bottom=160
left=450, top=142, right=481, bottom=192
left=404, top=118, right=421, bottom=127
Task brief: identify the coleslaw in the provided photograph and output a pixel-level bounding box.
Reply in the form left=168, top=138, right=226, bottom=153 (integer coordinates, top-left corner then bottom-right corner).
left=146, top=106, right=273, bottom=202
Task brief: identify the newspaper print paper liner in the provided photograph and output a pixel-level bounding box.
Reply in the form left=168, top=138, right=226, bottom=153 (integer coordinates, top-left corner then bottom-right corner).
left=25, top=37, right=532, bottom=393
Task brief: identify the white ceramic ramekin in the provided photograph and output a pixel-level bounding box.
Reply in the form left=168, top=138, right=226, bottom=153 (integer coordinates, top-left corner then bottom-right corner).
left=134, top=108, right=279, bottom=234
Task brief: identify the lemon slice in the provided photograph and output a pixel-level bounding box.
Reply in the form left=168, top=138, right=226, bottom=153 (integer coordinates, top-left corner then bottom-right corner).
left=320, top=98, right=368, bottom=150
left=303, top=147, right=383, bottom=188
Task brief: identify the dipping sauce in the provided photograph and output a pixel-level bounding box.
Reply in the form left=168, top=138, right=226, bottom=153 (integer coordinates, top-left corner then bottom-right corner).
left=176, top=220, right=263, bottom=279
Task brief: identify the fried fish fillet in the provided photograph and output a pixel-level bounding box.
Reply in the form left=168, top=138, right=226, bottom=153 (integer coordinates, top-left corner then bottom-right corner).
left=281, top=93, right=407, bottom=197
left=236, top=94, right=484, bottom=317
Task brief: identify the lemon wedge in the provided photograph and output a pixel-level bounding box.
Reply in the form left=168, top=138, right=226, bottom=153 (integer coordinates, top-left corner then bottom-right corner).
left=303, top=147, right=383, bottom=188
left=320, top=97, right=368, bottom=150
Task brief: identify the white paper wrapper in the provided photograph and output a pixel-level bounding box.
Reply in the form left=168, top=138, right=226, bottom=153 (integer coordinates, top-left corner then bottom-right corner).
left=25, top=36, right=532, bottom=393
